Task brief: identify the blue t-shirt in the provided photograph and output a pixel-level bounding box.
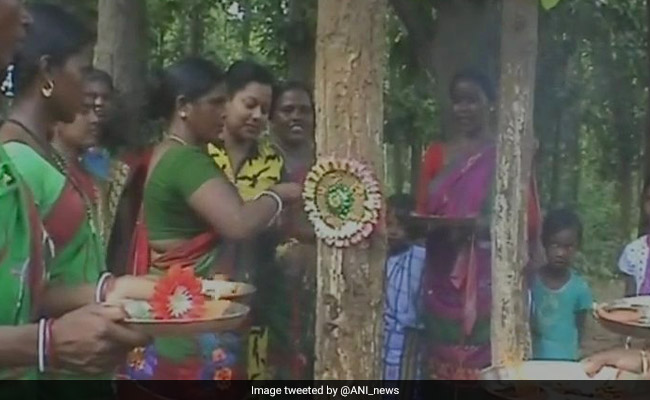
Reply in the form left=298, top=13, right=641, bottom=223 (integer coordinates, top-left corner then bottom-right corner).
left=530, top=270, right=593, bottom=361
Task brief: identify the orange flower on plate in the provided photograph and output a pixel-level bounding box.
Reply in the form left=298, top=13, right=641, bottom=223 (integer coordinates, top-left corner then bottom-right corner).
left=214, top=367, right=233, bottom=380
left=149, top=265, right=205, bottom=320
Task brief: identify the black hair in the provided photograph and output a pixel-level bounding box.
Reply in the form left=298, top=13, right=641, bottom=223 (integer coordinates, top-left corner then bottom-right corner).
left=13, top=4, right=94, bottom=95
left=450, top=69, right=496, bottom=103
left=148, top=57, right=225, bottom=120
left=84, top=68, right=114, bottom=92
left=542, top=208, right=583, bottom=247
left=226, top=60, right=274, bottom=97
left=388, top=193, right=415, bottom=220
left=271, top=80, right=314, bottom=117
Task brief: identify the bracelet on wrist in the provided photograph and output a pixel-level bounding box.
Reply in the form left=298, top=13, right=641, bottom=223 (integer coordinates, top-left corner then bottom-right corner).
left=256, top=190, right=284, bottom=227
left=95, top=272, right=114, bottom=303
left=37, top=319, right=46, bottom=373
left=641, top=349, right=648, bottom=375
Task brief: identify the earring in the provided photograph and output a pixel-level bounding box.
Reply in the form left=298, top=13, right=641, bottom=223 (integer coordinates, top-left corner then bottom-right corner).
left=180, top=111, right=187, bottom=120
left=41, top=80, right=54, bottom=98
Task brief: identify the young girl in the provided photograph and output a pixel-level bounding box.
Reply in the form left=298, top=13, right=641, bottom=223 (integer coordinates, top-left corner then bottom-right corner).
left=618, top=179, right=650, bottom=296
left=531, top=209, right=593, bottom=361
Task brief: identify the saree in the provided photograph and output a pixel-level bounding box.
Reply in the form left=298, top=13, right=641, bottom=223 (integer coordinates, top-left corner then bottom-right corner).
left=0, top=144, right=46, bottom=380
left=618, top=235, right=650, bottom=295
left=3, top=142, right=107, bottom=381
left=124, top=145, right=244, bottom=382
left=419, top=141, right=541, bottom=380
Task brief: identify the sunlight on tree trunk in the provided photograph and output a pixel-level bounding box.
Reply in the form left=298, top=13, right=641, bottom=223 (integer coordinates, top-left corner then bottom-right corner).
left=491, top=0, right=538, bottom=367
left=313, top=0, right=387, bottom=380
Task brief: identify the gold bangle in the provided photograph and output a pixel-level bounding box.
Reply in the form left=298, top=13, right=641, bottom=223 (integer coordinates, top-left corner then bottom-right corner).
left=641, top=350, right=648, bottom=375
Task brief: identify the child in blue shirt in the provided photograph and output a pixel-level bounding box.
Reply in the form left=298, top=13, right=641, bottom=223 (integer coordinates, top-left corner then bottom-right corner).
left=531, top=208, right=593, bottom=361
left=383, top=194, right=426, bottom=381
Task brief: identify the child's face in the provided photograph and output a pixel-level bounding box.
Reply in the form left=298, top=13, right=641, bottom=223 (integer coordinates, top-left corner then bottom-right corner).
left=387, top=208, right=408, bottom=252
left=545, top=228, right=579, bottom=269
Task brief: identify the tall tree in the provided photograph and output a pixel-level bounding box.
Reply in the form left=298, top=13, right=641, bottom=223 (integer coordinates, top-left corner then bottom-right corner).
left=95, top=0, right=148, bottom=140
left=313, top=0, right=387, bottom=380
left=491, top=0, right=539, bottom=366
left=286, top=0, right=317, bottom=86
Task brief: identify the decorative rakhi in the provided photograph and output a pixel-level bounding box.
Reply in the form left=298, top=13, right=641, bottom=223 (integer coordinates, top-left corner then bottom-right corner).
left=303, top=158, right=382, bottom=248
left=149, top=265, right=205, bottom=320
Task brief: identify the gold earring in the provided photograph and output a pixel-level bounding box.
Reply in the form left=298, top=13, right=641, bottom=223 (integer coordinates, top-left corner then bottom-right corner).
left=180, top=111, right=187, bottom=119
left=41, top=80, right=54, bottom=98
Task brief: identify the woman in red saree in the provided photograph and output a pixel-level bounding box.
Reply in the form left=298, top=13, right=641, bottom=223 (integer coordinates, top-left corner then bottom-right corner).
left=416, top=70, right=542, bottom=380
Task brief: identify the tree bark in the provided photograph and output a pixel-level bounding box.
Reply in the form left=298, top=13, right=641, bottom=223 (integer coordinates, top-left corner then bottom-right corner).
left=491, top=0, right=538, bottom=367
left=313, top=0, right=386, bottom=380
left=95, top=0, right=148, bottom=140
left=286, top=0, right=317, bottom=87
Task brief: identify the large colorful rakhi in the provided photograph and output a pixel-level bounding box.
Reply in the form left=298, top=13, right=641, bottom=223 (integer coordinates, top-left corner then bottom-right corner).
left=303, top=158, right=382, bottom=248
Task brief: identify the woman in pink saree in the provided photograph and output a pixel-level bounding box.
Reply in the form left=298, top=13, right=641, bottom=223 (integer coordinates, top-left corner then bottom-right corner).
left=417, top=70, right=542, bottom=379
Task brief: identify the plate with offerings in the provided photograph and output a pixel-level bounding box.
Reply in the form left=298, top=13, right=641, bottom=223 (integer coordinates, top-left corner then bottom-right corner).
left=593, top=296, right=650, bottom=339
left=121, top=266, right=250, bottom=336
left=480, top=361, right=641, bottom=400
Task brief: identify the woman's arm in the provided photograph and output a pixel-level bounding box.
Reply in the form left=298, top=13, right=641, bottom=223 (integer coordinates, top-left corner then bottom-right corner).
left=0, top=325, right=38, bottom=368
left=188, top=178, right=301, bottom=241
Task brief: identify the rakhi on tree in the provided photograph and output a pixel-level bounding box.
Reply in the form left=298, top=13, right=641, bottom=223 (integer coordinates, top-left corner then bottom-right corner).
left=303, top=157, right=382, bottom=248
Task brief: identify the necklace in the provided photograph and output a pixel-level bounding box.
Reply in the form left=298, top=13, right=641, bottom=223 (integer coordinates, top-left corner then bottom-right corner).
left=6, top=119, right=104, bottom=241
left=168, top=134, right=189, bottom=146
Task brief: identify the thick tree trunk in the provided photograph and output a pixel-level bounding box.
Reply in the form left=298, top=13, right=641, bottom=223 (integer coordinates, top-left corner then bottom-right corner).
left=313, top=0, right=386, bottom=380
left=95, top=0, right=148, bottom=139
left=491, top=0, right=538, bottom=367
left=286, top=0, right=317, bottom=87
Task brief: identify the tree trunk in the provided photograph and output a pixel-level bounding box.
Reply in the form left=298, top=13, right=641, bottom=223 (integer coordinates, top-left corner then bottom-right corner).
left=567, top=113, right=581, bottom=207
left=95, top=0, right=148, bottom=140
left=410, top=138, right=422, bottom=196
left=286, top=0, right=317, bottom=87
left=548, top=110, right=563, bottom=206
left=189, top=2, right=205, bottom=55
left=241, top=0, right=252, bottom=57
left=313, top=0, right=386, bottom=380
left=392, top=140, right=405, bottom=194
left=491, top=0, right=538, bottom=367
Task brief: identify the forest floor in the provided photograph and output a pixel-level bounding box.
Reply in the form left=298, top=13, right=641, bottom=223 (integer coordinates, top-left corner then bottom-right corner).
left=582, top=278, right=633, bottom=357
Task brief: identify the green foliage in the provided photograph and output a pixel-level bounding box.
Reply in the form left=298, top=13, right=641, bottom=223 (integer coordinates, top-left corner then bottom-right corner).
left=541, top=0, right=562, bottom=11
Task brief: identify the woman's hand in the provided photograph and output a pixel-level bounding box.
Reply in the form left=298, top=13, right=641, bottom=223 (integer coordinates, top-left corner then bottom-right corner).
left=105, top=275, right=159, bottom=304
left=52, top=304, right=151, bottom=374
left=582, top=348, right=646, bottom=377
left=271, top=182, right=303, bottom=203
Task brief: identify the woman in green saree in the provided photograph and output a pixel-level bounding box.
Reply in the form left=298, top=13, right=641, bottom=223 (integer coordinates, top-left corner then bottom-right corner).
left=0, top=4, right=155, bottom=382
left=124, top=58, right=301, bottom=382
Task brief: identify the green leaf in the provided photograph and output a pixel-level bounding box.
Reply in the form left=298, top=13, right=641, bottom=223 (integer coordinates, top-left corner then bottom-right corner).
left=541, top=0, right=561, bottom=11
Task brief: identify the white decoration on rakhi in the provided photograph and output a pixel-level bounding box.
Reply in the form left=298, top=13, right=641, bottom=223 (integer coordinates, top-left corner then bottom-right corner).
left=303, top=157, right=382, bottom=248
